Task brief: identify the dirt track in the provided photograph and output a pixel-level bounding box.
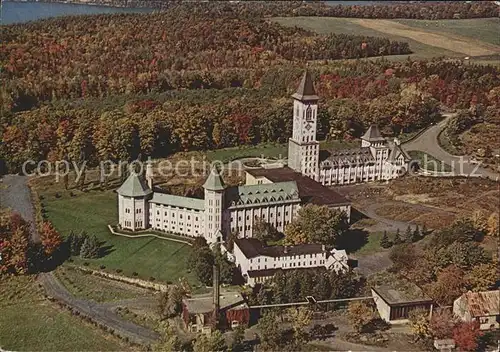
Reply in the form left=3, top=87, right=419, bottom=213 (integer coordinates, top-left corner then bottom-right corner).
left=353, top=19, right=500, bottom=57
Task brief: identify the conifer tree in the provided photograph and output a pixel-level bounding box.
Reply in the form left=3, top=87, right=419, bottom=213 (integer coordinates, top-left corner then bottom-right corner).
left=79, top=235, right=100, bottom=259
left=411, top=224, right=421, bottom=242
left=380, top=230, right=392, bottom=248
left=404, top=225, right=413, bottom=243
left=393, top=228, right=402, bottom=245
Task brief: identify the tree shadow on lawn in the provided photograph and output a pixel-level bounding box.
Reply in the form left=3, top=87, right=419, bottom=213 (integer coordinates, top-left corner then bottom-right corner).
left=336, top=228, right=369, bottom=254
left=98, top=243, right=115, bottom=257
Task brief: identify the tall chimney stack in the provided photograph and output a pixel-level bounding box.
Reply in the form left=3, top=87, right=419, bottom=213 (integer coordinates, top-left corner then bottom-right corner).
left=145, top=157, right=153, bottom=189
left=212, top=264, right=220, bottom=328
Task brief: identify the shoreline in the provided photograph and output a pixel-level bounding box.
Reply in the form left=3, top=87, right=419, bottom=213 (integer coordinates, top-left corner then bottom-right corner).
left=4, top=0, right=158, bottom=10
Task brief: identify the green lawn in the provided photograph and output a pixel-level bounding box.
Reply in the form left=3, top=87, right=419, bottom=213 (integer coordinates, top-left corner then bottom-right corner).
left=272, top=16, right=463, bottom=60
left=206, top=140, right=358, bottom=163
left=0, top=276, right=126, bottom=351
left=350, top=231, right=386, bottom=256
left=54, top=266, right=156, bottom=303
left=408, top=150, right=452, bottom=172
left=41, top=189, right=200, bottom=286
left=395, top=18, right=500, bottom=46
left=206, top=143, right=287, bottom=163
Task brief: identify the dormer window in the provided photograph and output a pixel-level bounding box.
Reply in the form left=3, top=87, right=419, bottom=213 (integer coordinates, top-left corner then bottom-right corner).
left=306, top=105, right=312, bottom=122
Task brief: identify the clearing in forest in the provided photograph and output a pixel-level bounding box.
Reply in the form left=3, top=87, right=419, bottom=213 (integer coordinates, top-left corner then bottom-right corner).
left=353, top=19, right=500, bottom=57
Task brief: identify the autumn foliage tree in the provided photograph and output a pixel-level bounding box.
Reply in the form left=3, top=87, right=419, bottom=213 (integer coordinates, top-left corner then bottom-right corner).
left=347, top=301, right=376, bottom=333
left=453, top=321, right=483, bottom=352
left=0, top=211, right=33, bottom=274
left=39, top=221, right=63, bottom=258
left=285, top=205, right=348, bottom=246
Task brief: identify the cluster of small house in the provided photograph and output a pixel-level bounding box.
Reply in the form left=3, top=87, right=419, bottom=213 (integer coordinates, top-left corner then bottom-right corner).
left=181, top=237, right=499, bottom=336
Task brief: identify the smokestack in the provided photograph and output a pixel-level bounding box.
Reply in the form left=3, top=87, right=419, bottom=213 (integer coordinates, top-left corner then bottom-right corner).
left=212, top=264, right=220, bottom=328
left=146, top=157, right=153, bottom=189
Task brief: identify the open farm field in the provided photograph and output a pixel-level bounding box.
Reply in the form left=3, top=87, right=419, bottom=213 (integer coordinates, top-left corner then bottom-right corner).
left=273, top=17, right=500, bottom=64
left=395, top=18, right=500, bottom=46
left=0, top=276, right=127, bottom=351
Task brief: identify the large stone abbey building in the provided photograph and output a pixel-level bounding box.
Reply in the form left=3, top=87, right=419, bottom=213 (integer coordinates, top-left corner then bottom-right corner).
left=116, top=71, right=409, bottom=243
left=288, top=71, right=410, bottom=185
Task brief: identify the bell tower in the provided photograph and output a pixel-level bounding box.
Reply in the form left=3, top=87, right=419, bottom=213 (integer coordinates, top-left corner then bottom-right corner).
left=203, top=166, right=226, bottom=244
left=288, top=70, right=320, bottom=181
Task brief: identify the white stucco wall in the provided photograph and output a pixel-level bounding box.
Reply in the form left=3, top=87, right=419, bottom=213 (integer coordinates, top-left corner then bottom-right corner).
left=372, top=289, right=391, bottom=322
left=227, top=201, right=300, bottom=238
left=119, top=195, right=148, bottom=230
left=149, top=202, right=204, bottom=237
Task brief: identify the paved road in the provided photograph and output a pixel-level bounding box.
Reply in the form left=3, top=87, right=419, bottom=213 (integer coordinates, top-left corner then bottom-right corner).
left=402, top=113, right=499, bottom=180
left=40, top=272, right=159, bottom=345
left=0, top=175, right=40, bottom=242
left=0, top=174, right=159, bottom=347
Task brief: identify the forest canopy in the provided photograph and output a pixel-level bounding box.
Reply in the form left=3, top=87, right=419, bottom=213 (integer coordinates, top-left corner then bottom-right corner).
left=1, top=12, right=411, bottom=108
left=39, top=1, right=500, bottom=20
left=0, top=5, right=499, bottom=174
left=2, top=59, right=498, bottom=173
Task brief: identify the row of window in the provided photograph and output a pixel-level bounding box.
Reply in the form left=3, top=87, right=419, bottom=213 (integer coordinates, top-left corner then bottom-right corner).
left=124, top=220, right=143, bottom=228
left=233, top=220, right=290, bottom=233
left=232, top=211, right=289, bottom=223
left=125, top=208, right=142, bottom=214
left=249, top=260, right=324, bottom=271
left=149, top=205, right=201, bottom=213
left=250, top=253, right=322, bottom=263
left=153, top=224, right=200, bottom=236
left=154, top=210, right=199, bottom=222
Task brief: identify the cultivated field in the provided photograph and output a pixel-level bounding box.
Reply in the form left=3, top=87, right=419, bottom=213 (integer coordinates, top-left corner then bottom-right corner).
left=354, top=19, right=499, bottom=57
left=273, top=17, right=500, bottom=64
left=395, top=18, right=500, bottom=46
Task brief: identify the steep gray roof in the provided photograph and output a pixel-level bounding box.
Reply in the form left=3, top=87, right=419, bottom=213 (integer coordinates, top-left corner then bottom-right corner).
left=226, top=181, right=300, bottom=208
left=388, top=143, right=411, bottom=162
left=150, top=193, right=204, bottom=211
left=361, top=124, right=386, bottom=142
left=202, top=167, right=226, bottom=191
left=292, top=70, right=319, bottom=101
left=116, top=174, right=152, bottom=197
left=321, top=147, right=375, bottom=167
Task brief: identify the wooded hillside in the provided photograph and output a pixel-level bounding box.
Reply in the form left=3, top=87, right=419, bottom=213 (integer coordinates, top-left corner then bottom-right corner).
left=2, top=59, right=498, bottom=172
left=1, top=12, right=411, bottom=109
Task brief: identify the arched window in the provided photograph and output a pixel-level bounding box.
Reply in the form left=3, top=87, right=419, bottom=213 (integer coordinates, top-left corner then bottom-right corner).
left=306, top=105, right=312, bottom=121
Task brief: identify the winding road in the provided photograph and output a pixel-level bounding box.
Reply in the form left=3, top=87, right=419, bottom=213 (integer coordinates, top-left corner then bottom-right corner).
left=402, top=113, right=499, bottom=180
left=0, top=175, right=159, bottom=346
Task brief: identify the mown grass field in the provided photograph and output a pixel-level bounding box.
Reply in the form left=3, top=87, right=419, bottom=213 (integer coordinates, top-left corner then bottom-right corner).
left=38, top=187, right=200, bottom=286
left=273, top=16, right=462, bottom=59
left=273, top=17, right=500, bottom=65
left=395, top=18, right=500, bottom=46
left=206, top=140, right=358, bottom=163
left=54, top=266, right=156, bottom=303
left=0, top=276, right=127, bottom=351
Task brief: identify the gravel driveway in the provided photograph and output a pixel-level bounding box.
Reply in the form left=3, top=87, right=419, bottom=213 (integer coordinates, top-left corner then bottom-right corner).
left=1, top=174, right=160, bottom=346
left=0, top=175, right=39, bottom=242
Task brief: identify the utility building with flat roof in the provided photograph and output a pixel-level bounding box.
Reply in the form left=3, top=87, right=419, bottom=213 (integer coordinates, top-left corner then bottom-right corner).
left=372, top=283, right=433, bottom=324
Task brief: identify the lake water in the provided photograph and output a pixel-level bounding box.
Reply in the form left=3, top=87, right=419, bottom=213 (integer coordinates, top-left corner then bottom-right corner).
left=1, top=1, right=153, bottom=25
left=1, top=0, right=384, bottom=25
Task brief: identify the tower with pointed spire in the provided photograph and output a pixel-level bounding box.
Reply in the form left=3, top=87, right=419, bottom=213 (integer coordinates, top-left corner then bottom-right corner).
left=288, top=70, right=320, bottom=181
left=203, top=166, right=226, bottom=243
